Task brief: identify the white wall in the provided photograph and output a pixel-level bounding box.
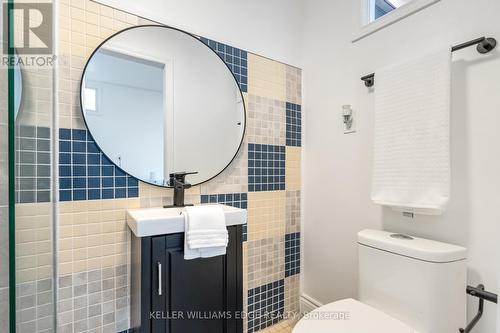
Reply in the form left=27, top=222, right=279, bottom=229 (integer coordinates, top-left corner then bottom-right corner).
left=93, top=0, right=304, bottom=67
left=301, top=0, right=500, bottom=332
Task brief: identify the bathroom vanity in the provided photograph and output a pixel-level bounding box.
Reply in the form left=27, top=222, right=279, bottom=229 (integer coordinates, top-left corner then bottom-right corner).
left=127, top=205, right=246, bottom=333
left=80, top=24, right=248, bottom=333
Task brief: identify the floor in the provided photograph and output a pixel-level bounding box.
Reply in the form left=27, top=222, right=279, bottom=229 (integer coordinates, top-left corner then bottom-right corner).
left=260, top=320, right=296, bottom=333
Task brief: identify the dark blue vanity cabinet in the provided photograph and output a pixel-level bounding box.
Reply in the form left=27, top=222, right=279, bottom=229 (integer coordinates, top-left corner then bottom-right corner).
left=131, top=225, right=243, bottom=333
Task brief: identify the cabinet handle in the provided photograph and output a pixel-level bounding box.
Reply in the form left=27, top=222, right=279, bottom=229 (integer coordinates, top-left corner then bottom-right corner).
left=157, top=262, right=162, bottom=296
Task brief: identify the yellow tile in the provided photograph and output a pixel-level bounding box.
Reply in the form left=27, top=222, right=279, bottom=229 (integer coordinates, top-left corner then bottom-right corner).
left=59, top=250, right=72, bottom=263
left=60, top=226, right=73, bottom=240
left=18, top=256, right=37, bottom=270
left=37, top=253, right=52, bottom=266
left=87, top=246, right=101, bottom=259
left=248, top=53, right=286, bottom=101
left=286, top=147, right=301, bottom=191
left=37, top=240, right=52, bottom=254
left=59, top=238, right=73, bottom=251
left=37, top=266, right=52, bottom=279
left=87, top=258, right=101, bottom=270
left=73, top=260, right=88, bottom=272
left=59, top=263, right=73, bottom=275
left=73, top=248, right=88, bottom=261
left=17, top=269, right=37, bottom=283
left=102, top=256, right=114, bottom=268
left=36, top=228, right=51, bottom=241
left=73, top=224, right=87, bottom=237
left=247, top=191, right=286, bottom=241
left=70, top=7, right=86, bottom=22
left=73, top=236, right=88, bottom=249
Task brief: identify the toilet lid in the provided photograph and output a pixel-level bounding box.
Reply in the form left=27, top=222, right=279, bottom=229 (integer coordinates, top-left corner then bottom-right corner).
left=293, top=298, right=414, bottom=333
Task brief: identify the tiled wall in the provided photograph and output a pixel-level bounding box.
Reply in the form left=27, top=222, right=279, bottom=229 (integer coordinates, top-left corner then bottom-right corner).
left=5, top=1, right=303, bottom=332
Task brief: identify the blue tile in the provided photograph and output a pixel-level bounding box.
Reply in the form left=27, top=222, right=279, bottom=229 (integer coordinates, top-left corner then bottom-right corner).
left=87, top=153, right=100, bottom=165
left=286, top=103, right=302, bottom=147
left=72, top=129, right=87, bottom=141
left=248, top=144, right=285, bottom=192
left=59, top=141, right=71, bottom=152
left=59, top=190, right=72, bottom=201
left=200, top=37, right=248, bottom=93
left=101, top=166, right=114, bottom=177
left=72, top=178, right=86, bottom=189
left=60, top=178, right=72, bottom=189
left=72, top=141, right=86, bottom=153
left=72, top=153, right=86, bottom=165
left=102, top=188, right=114, bottom=199
left=72, top=189, right=86, bottom=201
left=115, top=177, right=126, bottom=187
left=59, top=153, right=71, bottom=165
left=247, top=279, right=284, bottom=332
left=127, top=187, right=139, bottom=197
left=87, top=166, right=100, bottom=177
left=115, top=188, right=126, bottom=198
left=285, top=232, right=301, bottom=278
left=88, top=177, right=100, bottom=188
left=115, top=168, right=126, bottom=177
left=59, top=166, right=71, bottom=177
left=73, top=166, right=86, bottom=177
left=57, top=128, right=143, bottom=201
left=88, top=189, right=101, bottom=200
left=87, top=142, right=99, bottom=153
left=127, top=177, right=138, bottom=187
left=102, top=177, right=114, bottom=188
left=59, top=128, right=71, bottom=140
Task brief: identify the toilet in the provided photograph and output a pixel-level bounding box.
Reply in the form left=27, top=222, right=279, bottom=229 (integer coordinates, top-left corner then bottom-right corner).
left=293, top=229, right=467, bottom=333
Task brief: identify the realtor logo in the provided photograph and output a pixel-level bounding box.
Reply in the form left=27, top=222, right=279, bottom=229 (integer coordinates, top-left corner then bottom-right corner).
left=2, top=2, right=53, bottom=54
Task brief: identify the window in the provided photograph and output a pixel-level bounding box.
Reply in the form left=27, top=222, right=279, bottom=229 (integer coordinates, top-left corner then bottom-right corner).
left=84, top=87, right=97, bottom=112
left=370, top=0, right=412, bottom=22
left=354, top=0, right=441, bottom=42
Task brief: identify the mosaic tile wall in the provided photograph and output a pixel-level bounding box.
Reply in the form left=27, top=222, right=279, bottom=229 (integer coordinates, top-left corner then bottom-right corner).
left=9, top=0, right=304, bottom=332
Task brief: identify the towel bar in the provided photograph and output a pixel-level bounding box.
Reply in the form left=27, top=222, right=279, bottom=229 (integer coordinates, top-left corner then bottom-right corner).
left=459, top=284, right=498, bottom=333
left=361, top=36, right=497, bottom=87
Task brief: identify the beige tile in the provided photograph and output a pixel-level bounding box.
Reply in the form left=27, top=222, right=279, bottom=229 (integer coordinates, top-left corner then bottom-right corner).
left=246, top=95, right=286, bottom=146
left=286, top=65, right=302, bottom=105
left=286, top=147, right=301, bottom=191
left=247, top=191, right=285, bottom=241
left=248, top=53, right=286, bottom=101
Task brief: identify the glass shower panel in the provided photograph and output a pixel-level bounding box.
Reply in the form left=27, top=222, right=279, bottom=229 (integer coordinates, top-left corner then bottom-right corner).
left=7, top=1, right=56, bottom=332
left=1, top=1, right=11, bottom=331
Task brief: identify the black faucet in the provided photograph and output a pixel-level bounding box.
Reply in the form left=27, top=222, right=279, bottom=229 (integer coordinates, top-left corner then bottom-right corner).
left=164, top=172, right=198, bottom=208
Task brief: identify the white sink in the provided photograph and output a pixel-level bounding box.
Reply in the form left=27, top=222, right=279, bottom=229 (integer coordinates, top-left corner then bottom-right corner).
left=126, top=204, right=247, bottom=237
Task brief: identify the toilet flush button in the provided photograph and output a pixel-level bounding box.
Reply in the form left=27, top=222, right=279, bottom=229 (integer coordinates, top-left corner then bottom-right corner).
left=390, top=234, right=414, bottom=240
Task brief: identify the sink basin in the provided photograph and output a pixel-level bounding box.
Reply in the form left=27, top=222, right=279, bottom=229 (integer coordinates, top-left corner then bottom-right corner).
left=126, top=204, right=247, bottom=237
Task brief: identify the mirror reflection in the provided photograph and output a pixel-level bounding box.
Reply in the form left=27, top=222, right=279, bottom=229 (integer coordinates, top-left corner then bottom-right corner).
left=81, top=26, right=245, bottom=186
left=14, top=56, right=22, bottom=119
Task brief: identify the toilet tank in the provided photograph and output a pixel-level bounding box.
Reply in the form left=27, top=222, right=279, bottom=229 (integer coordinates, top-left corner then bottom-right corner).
left=358, top=229, right=467, bottom=333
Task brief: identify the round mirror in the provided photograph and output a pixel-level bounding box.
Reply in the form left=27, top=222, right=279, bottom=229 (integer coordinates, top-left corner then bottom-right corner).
left=81, top=25, right=246, bottom=186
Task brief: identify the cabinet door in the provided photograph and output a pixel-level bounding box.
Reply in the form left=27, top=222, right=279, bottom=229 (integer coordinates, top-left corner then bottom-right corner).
left=151, top=226, right=242, bottom=333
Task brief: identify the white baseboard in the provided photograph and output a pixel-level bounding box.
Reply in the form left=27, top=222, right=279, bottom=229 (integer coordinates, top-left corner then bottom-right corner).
left=300, top=294, right=323, bottom=314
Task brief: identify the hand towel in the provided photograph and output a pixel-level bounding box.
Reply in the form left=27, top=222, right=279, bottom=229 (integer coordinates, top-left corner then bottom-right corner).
left=183, top=205, right=228, bottom=260
left=371, top=49, right=451, bottom=215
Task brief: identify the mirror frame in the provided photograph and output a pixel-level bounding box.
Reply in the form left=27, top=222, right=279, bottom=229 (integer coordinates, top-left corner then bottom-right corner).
left=79, top=24, right=247, bottom=188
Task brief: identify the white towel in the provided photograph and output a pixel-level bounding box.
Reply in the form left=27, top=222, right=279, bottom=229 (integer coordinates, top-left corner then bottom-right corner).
left=371, top=49, right=451, bottom=215
left=183, top=205, right=228, bottom=260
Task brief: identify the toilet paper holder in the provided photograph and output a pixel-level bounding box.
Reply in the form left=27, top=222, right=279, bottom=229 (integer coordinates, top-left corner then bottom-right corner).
left=459, top=284, right=498, bottom=333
